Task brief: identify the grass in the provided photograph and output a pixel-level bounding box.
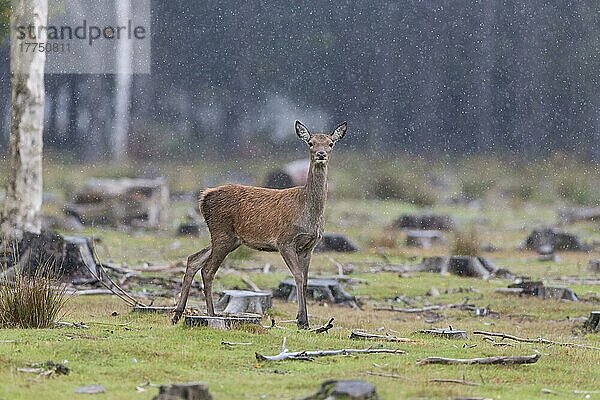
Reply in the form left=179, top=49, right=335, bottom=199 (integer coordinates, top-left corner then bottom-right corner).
left=0, top=158, right=599, bottom=399
left=0, top=265, right=69, bottom=329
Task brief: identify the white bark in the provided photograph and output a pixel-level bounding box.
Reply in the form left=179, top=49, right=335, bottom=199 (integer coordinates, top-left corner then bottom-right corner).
left=112, top=0, right=132, bottom=162
left=1, top=0, right=47, bottom=240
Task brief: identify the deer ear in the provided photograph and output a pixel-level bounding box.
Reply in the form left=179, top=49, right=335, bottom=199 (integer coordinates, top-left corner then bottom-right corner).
left=331, top=121, right=347, bottom=142
left=295, top=120, right=311, bottom=142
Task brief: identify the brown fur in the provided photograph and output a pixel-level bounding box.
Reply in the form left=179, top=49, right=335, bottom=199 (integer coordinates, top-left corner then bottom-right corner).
left=172, top=121, right=347, bottom=328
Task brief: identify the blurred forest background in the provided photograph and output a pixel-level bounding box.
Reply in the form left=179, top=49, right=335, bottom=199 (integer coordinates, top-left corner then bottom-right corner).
left=1, top=1, right=600, bottom=162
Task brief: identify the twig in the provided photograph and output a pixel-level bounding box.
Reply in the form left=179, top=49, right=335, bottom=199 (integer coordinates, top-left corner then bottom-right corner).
left=429, top=378, right=481, bottom=386
left=365, top=371, right=406, bottom=379
left=310, top=318, right=335, bottom=334
left=221, top=341, right=253, bottom=346
left=473, top=330, right=600, bottom=350
left=256, top=337, right=405, bottom=361
left=482, top=337, right=514, bottom=347
left=350, top=330, right=413, bottom=343
left=54, top=321, right=89, bottom=329
left=417, top=354, right=540, bottom=365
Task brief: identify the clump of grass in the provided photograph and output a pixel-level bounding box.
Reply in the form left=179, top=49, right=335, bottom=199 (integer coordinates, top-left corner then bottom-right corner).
left=460, top=178, right=495, bottom=200
left=451, top=228, right=480, bottom=257
left=369, top=174, right=437, bottom=206
left=0, top=263, right=69, bottom=329
left=556, top=177, right=599, bottom=206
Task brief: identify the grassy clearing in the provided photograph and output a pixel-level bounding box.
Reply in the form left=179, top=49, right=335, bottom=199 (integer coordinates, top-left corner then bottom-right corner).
left=0, top=158, right=599, bottom=399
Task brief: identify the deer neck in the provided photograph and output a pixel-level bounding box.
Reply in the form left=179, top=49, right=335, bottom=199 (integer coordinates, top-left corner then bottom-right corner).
left=302, top=162, right=328, bottom=230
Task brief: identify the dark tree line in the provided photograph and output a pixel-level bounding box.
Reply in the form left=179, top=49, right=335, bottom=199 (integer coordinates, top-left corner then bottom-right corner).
left=1, top=1, right=600, bottom=161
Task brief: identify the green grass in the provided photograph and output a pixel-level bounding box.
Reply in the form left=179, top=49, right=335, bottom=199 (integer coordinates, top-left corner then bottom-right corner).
left=1, top=158, right=600, bottom=399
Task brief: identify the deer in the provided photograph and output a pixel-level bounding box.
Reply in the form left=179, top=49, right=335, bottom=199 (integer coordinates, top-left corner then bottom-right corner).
left=171, top=120, right=347, bottom=328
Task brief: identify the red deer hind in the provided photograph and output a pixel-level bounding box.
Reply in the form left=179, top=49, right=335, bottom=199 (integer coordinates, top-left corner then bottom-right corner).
left=172, top=120, right=347, bottom=328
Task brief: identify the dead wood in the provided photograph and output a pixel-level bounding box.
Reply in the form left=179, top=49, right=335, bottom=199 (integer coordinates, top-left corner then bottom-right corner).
left=365, top=371, right=406, bottom=379
left=429, top=378, right=481, bottom=386
left=374, top=301, right=476, bottom=314
left=472, top=330, right=600, bottom=350
left=255, top=337, right=405, bottom=361
left=417, top=354, right=540, bottom=365
left=221, top=341, right=253, bottom=346
left=310, top=317, right=335, bottom=333
left=350, top=330, right=413, bottom=343
left=419, top=328, right=468, bottom=340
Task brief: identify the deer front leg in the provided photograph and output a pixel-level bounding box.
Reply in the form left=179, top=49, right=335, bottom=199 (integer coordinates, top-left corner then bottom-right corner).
left=172, top=247, right=211, bottom=324
left=280, top=244, right=309, bottom=329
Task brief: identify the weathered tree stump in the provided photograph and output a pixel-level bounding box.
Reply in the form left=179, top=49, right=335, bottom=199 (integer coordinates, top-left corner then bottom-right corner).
left=274, top=278, right=358, bottom=308
left=558, top=207, right=600, bottom=224
left=523, top=228, right=588, bottom=252
left=419, top=328, right=468, bottom=340
left=583, top=311, right=600, bottom=332
left=184, top=315, right=261, bottom=329
left=0, top=231, right=102, bottom=283
left=314, top=233, right=359, bottom=253
left=304, top=380, right=379, bottom=400
left=405, top=230, right=446, bottom=248
left=153, top=382, right=212, bottom=400
left=132, top=306, right=174, bottom=314
left=589, top=260, right=600, bottom=273
left=264, top=159, right=309, bottom=188
left=214, top=290, right=272, bottom=315
left=506, top=281, right=578, bottom=301
left=419, top=256, right=493, bottom=278
left=65, top=177, right=170, bottom=229
left=393, top=214, right=454, bottom=231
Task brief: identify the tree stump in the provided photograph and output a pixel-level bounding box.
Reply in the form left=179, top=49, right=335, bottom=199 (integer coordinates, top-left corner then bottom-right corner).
left=589, top=260, right=600, bottom=273
left=583, top=312, right=600, bottom=332
left=558, top=207, right=600, bottom=224
left=0, top=231, right=102, bottom=283
left=214, top=290, right=272, bottom=315
left=314, top=233, right=359, bottom=253
left=507, top=281, right=578, bottom=301
left=274, top=278, right=358, bottom=308
left=405, top=230, right=446, bottom=248
left=393, top=214, right=454, bottom=231
left=304, top=380, right=379, bottom=400
left=64, top=177, right=170, bottom=229
left=264, top=159, right=309, bottom=188
left=419, top=328, right=468, bottom=340
left=184, top=315, right=262, bottom=329
left=132, top=306, right=174, bottom=314
left=523, top=228, right=588, bottom=252
left=419, top=256, right=492, bottom=278
left=153, top=382, right=212, bottom=400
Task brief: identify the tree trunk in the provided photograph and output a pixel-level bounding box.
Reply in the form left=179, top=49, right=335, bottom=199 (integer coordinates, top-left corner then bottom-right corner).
left=112, top=0, right=133, bottom=162
left=1, top=0, right=47, bottom=240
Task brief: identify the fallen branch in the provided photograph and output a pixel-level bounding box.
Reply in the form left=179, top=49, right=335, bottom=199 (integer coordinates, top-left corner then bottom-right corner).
left=255, top=337, right=405, bottom=361
left=374, top=302, right=475, bottom=313
left=482, top=337, right=514, bottom=347
left=365, top=371, right=406, bottom=379
left=350, top=330, right=413, bottom=343
left=473, top=330, right=600, bottom=350
left=221, top=341, right=253, bottom=346
left=429, top=378, right=481, bottom=386
left=417, top=354, right=540, bottom=365
left=310, top=318, right=335, bottom=334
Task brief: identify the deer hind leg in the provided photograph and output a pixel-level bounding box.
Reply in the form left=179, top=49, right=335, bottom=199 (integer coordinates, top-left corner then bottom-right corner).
left=172, top=246, right=211, bottom=324
left=201, top=236, right=241, bottom=316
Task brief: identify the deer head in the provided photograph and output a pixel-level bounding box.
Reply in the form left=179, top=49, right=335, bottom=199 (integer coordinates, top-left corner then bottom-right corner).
left=295, top=121, right=347, bottom=165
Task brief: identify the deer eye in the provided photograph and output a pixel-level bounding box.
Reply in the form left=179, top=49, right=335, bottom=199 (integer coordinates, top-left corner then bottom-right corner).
left=308, top=142, right=314, bottom=147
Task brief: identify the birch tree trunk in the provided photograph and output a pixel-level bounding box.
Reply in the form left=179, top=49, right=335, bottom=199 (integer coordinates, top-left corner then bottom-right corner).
left=112, top=0, right=132, bottom=162
left=0, top=0, right=47, bottom=240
